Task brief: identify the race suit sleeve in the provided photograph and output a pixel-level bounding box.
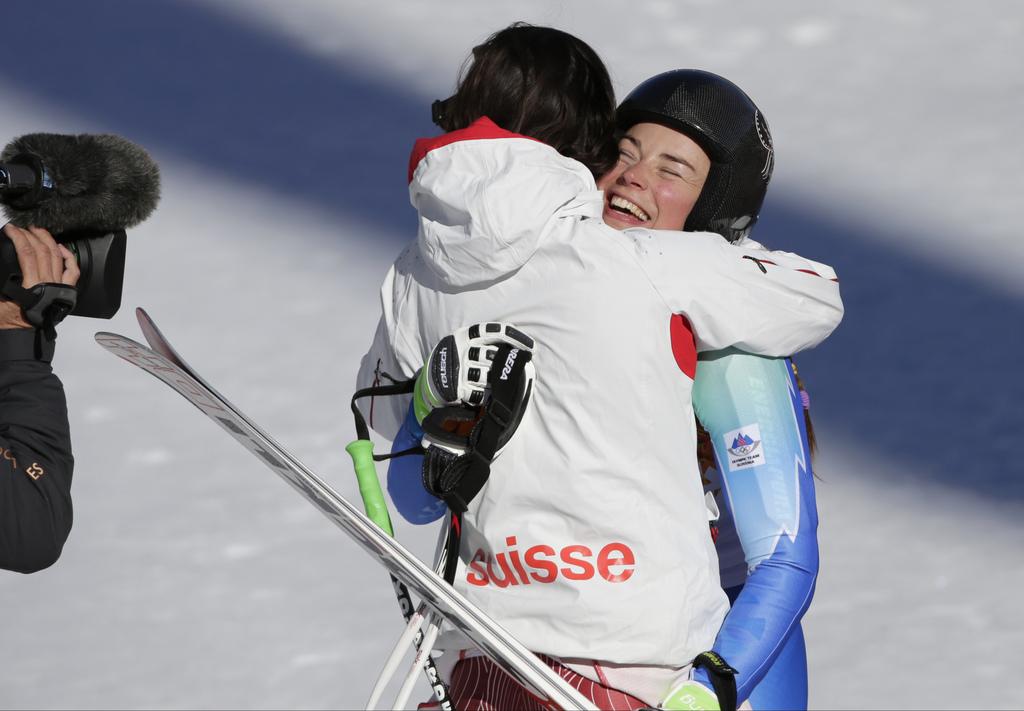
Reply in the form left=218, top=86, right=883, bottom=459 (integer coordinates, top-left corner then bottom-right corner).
left=386, top=402, right=445, bottom=525
left=690, top=349, right=818, bottom=705
left=0, top=329, right=74, bottom=573
left=627, top=229, right=843, bottom=356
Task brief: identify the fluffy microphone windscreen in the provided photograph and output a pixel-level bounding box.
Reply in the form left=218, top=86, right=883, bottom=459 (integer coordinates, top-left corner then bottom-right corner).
left=1, top=133, right=161, bottom=233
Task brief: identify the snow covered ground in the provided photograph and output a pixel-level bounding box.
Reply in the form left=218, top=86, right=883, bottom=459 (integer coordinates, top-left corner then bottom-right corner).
left=1, top=1, right=1021, bottom=708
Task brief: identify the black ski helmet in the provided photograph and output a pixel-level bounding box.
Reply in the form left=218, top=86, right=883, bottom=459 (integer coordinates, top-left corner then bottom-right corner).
left=616, top=69, right=774, bottom=242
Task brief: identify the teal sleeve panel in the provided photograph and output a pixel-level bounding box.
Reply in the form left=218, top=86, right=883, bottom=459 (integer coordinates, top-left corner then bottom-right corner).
left=691, top=349, right=817, bottom=707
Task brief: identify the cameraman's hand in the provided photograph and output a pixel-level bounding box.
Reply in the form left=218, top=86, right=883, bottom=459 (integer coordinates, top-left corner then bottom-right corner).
left=0, top=224, right=80, bottom=329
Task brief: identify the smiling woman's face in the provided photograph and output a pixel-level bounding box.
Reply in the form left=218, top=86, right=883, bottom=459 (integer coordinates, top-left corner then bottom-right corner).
left=596, top=122, right=711, bottom=231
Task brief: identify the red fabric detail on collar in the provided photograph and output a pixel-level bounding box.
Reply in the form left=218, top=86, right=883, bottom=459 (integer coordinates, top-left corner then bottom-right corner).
left=407, top=117, right=540, bottom=183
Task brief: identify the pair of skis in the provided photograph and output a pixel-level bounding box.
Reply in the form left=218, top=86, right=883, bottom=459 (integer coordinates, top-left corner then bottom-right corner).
left=96, top=309, right=596, bottom=711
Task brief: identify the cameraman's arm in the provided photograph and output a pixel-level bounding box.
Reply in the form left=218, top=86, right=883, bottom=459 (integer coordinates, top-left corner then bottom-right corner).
left=0, top=224, right=78, bottom=573
left=0, top=329, right=73, bottom=573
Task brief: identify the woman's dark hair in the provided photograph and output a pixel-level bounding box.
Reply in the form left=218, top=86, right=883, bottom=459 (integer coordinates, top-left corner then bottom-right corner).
left=435, top=23, right=618, bottom=177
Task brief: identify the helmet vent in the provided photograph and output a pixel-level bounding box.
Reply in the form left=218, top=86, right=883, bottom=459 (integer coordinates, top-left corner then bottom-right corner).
left=754, top=110, right=774, bottom=180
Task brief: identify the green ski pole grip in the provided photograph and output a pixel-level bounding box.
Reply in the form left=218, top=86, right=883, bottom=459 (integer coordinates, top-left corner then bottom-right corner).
left=346, top=439, right=394, bottom=537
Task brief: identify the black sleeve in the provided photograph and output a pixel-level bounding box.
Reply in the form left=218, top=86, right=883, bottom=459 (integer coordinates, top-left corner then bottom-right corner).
left=0, top=328, right=74, bottom=573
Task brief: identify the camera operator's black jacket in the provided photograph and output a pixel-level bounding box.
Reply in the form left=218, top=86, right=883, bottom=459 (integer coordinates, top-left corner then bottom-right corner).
left=0, top=329, right=73, bottom=573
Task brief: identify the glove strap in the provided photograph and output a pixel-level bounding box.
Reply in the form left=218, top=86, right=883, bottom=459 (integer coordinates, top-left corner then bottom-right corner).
left=692, top=652, right=738, bottom=711
left=349, top=376, right=420, bottom=459
left=1, top=277, right=77, bottom=338
left=441, top=512, right=461, bottom=584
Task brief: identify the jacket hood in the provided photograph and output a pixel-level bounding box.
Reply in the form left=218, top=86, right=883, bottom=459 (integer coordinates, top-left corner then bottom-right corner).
left=408, top=118, right=602, bottom=289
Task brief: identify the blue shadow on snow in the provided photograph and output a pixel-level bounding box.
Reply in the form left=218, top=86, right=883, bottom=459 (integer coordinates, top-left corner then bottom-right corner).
left=1, top=0, right=1019, bottom=503
left=0, top=0, right=434, bottom=245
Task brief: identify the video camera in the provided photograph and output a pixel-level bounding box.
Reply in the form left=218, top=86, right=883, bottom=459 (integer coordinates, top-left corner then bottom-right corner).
left=0, top=133, right=160, bottom=323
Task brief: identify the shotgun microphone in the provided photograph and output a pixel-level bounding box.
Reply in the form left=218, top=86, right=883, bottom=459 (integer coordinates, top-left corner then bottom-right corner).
left=0, top=132, right=161, bottom=319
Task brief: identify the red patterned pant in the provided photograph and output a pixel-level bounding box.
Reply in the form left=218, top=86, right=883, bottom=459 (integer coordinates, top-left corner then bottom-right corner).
left=420, top=655, right=649, bottom=711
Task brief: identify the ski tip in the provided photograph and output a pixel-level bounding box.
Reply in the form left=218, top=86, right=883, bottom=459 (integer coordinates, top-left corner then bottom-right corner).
left=136, top=307, right=165, bottom=348
left=95, top=331, right=138, bottom=347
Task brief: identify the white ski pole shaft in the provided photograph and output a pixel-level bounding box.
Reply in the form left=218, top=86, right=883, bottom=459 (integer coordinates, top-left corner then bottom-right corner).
left=392, top=612, right=443, bottom=711
left=347, top=438, right=453, bottom=709
left=366, top=603, right=429, bottom=710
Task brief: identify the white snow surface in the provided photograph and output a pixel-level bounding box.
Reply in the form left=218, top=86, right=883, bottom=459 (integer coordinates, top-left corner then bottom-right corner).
left=1, top=2, right=1021, bottom=709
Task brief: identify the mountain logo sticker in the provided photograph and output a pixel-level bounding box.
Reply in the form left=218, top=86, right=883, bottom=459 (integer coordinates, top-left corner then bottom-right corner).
left=724, top=424, right=765, bottom=471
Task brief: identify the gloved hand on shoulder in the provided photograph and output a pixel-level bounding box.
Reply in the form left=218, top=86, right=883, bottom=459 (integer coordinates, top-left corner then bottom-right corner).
left=414, top=322, right=536, bottom=513
left=413, top=321, right=534, bottom=424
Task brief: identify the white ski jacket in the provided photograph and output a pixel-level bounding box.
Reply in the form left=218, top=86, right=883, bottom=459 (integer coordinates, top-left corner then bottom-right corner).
left=358, top=118, right=842, bottom=674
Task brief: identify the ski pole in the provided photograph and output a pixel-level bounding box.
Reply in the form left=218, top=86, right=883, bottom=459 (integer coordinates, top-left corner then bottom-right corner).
left=366, top=603, right=429, bottom=710
left=394, top=612, right=443, bottom=710
left=347, top=439, right=393, bottom=534
left=346, top=437, right=454, bottom=710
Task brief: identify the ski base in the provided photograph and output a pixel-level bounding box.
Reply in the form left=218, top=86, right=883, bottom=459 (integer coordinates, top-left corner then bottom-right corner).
left=96, top=309, right=595, bottom=711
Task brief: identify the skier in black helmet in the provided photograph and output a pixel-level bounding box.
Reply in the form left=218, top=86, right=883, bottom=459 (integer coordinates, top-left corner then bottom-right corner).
left=594, top=69, right=818, bottom=711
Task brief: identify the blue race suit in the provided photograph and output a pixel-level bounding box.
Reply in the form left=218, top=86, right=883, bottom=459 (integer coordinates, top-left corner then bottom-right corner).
left=692, top=349, right=817, bottom=710
left=386, top=406, right=445, bottom=524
